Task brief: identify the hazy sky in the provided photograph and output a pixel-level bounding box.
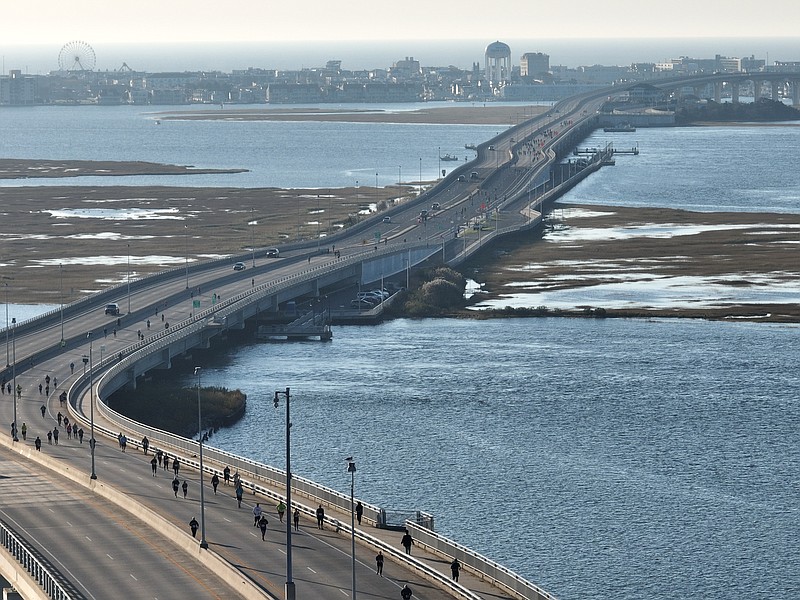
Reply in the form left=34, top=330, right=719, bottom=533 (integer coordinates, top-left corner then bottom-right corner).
left=5, top=0, right=800, bottom=44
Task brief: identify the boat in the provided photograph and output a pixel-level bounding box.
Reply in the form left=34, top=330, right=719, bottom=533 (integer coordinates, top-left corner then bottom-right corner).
left=439, top=153, right=460, bottom=161
left=603, top=124, right=636, bottom=133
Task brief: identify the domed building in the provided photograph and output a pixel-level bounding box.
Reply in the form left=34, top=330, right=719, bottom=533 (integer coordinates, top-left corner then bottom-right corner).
left=485, top=41, right=511, bottom=88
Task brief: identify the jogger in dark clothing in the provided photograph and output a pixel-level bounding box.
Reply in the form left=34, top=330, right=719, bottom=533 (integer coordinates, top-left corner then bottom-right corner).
left=172, top=477, right=180, bottom=497
left=189, top=517, right=199, bottom=538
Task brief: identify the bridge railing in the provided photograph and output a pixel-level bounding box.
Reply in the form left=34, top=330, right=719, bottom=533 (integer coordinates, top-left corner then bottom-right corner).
left=1, top=518, right=76, bottom=600
left=405, top=521, right=555, bottom=600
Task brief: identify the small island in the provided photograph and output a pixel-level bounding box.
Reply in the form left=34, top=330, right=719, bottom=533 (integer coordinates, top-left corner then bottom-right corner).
left=0, top=158, right=248, bottom=179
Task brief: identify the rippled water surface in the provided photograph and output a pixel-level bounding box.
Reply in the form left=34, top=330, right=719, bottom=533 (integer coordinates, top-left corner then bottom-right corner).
left=191, top=318, right=800, bottom=600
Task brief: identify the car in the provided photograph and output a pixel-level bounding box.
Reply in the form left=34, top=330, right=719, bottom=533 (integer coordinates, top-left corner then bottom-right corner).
left=457, top=175, right=466, bottom=182
left=488, top=145, right=495, bottom=151
left=104, top=303, right=120, bottom=316
left=233, top=262, right=246, bottom=271
left=357, top=291, right=383, bottom=303
left=266, top=248, right=280, bottom=258
left=431, top=202, right=440, bottom=210
left=470, top=171, right=479, bottom=179
left=350, top=299, right=375, bottom=309
left=382, top=216, right=391, bottom=223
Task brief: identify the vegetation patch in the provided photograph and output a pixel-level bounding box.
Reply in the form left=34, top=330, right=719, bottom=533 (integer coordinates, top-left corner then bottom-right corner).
left=110, top=381, right=246, bottom=438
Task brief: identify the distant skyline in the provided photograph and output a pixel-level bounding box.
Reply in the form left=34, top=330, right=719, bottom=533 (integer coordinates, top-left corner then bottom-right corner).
left=5, top=0, right=800, bottom=46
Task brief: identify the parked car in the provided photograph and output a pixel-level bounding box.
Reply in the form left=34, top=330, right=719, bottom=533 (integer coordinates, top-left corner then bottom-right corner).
left=266, top=248, right=280, bottom=257
left=350, top=299, right=374, bottom=309
left=233, top=262, right=246, bottom=271
left=104, top=303, right=120, bottom=316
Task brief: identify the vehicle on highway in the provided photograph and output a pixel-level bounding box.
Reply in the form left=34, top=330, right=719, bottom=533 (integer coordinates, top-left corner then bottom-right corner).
left=431, top=202, right=440, bottom=210
left=470, top=171, right=479, bottom=179
left=233, top=262, right=246, bottom=271
left=104, top=303, right=120, bottom=316
left=457, top=175, right=466, bottom=182
left=350, top=298, right=375, bottom=309
left=382, top=216, right=391, bottom=223
left=266, top=248, right=280, bottom=257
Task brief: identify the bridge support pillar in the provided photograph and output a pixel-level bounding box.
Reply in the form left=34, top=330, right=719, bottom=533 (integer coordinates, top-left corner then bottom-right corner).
left=731, top=82, right=740, bottom=103
left=714, top=82, right=722, bottom=104
left=753, top=79, right=761, bottom=101
left=793, top=80, right=800, bottom=106
left=772, top=81, right=782, bottom=101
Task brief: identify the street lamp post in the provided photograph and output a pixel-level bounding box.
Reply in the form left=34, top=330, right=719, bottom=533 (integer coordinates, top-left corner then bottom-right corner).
left=87, top=331, right=97, bottom=480
left=419, top=157, right=422, bottom=196
left=273, top=387, right=295, bottom=600
left=195, top=367, right=208, bottom=549
left=4, top=280, right=11, bottom=367
left=184, top=225, right=189, bottom=289
left=251, top=210, right=256, bottom=268
left=346, top=458, right=357, bottom=600
left=59, top=264, right=64, bottom=345
left=127, top=244, right=131, bottom=315
left=11, top=317, right=17, bottom=441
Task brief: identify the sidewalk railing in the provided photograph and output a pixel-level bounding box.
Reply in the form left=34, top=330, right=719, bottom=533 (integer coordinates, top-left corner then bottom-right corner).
left=1, top=518, right=79, bottom=600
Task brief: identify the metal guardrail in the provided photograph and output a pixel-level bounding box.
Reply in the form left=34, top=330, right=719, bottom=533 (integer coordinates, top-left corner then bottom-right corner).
left=1, top=518, right=80, bottom=600
left=406, top=521, right=556, bottom=600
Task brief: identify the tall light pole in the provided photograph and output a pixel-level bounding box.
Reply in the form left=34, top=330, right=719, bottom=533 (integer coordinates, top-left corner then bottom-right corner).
left=195, top=367, right=208, bottom=549
left=87, top=331, right=97, bottom=480
left=419, top=157, right=422, bottom=196
left=251, top=209, right=256, bottom=268
left=11, top=317, right=17, bottom=442
left=346, top=458, right=357, bottom=600
left=184, top=224, right=189, bottom=289
left=59, top=264, right=64, bottom=345
left=127, top=244, right=131, bottom=315
left=273, top=387, right=295, bottom=600
left=4, top=281, right=10, bottom=367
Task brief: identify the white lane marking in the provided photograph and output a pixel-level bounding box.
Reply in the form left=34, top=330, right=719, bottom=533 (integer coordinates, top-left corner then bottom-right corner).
left=65, top=521, right=72, bottom=527
left=106, top=554, right=114, bottom=560
left=85, top=536, right=92, bottom=542
left=339, top=590, right=349, bottom=596
left=223, top=517, right=231, bottom=523
left=130, top=574, right=138, bottom=581
left=307, top=567, right=317, bottom=574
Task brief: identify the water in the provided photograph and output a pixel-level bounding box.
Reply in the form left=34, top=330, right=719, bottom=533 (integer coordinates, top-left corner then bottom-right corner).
left=190, top=319, right=800, bottom=600
left=3, top=106, right=799, bottom=598
left=0, top=103, right=501, bottom=189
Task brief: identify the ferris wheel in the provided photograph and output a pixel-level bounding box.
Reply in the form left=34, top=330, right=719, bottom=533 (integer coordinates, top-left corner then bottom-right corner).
left=58, top=41, right=96, bottom=72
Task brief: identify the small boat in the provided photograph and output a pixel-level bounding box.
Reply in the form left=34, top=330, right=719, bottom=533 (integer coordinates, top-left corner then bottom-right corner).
left=439, top=153, right=460, bottom=161
left=465, top=144, right=477, bottom=150
left=603, top=124, right=636, bottom=133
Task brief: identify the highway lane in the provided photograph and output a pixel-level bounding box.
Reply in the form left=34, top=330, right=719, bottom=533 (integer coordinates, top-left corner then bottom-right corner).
left=0, top=446, right=240, bottom=600
left=0, top=91, right=618, bottom=598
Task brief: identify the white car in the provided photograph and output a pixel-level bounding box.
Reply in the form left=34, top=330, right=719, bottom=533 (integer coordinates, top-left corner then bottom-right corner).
left=233, top=262, right=246, bottom=271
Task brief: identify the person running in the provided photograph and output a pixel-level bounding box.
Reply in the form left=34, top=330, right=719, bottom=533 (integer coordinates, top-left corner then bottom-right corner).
left=401, top=529, right=414, bottom=555
left=223, top=465, right=231, bottom=485
left=156, top=449, right=163, bottom=468
left=34, top=436, right=41, bottom=451
left=77, top=428, right=84, bottom=443
left=182, top=480, right=188, bottom=499
left=172, top=458, right=180, bottom=477
left=450, top=558, right=461, bottom=581
left=253, top=503, right=263, bottom=526
left=57, top=412, right=63, bottom=426
left=172, top=477, right=180, bottom=498
left=316, top=504, right=325, bottom=530
left=401, top=584, right=413, bottom=599
left=189, top=517, right=199, bottom=538
left=276, top=501, right=286, bottom=522
left=258, top=515, right=268, bottom=540
left=66, top=423, right=72, bottom=439
left=40, top=405, right=46, bottom=418
left=20, top=422, right=26, bottom=441
left=150, top=456, right=158, bottom=476
left=376, top=551, right=384, bottom=576
left=235, top=482, right=244, bottom=508
left=120, top=435, right=127, bottom=452
left=47, top=431, right=52, bottom=444
left=141, top=436, right=149, bottom=455
left=162, top=453, right=170, bottom=471
left=356, top=501, right=363, bottom=525
left=211, top=473, right=219, bottom=494
left=70, top=362, right=75, bottom=374
left=52, top=427, right=59, bottom=445
left=293, top=508, right=300, bottom=531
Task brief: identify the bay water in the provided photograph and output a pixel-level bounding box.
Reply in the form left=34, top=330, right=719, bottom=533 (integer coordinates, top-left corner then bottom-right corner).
left=2, top=106, right=798, bottom=599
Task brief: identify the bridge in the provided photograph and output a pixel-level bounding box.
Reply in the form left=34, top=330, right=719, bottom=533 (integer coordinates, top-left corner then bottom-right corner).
left=1, top=72, right=789, bottom=599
